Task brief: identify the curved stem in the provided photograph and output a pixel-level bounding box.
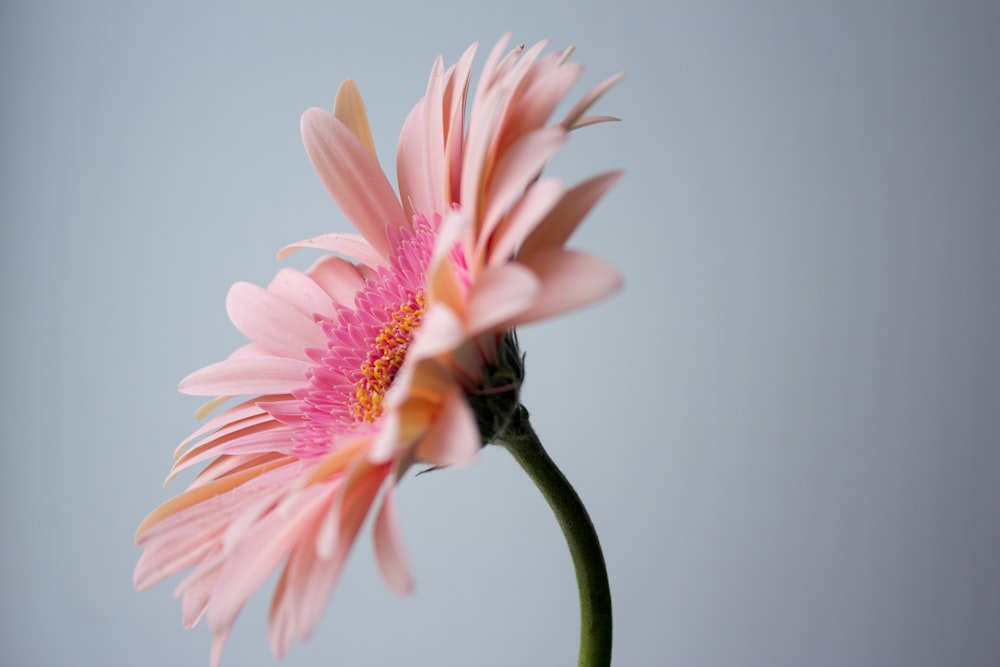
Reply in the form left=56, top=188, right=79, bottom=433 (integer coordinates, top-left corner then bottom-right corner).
left=495, top=404, right=613, bottom=667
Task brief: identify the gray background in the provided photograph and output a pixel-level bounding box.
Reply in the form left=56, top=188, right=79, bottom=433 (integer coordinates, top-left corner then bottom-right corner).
left=2, top=1, right=999, bottom=666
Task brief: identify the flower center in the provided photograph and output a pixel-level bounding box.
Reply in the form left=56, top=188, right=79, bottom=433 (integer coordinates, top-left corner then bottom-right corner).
left=350, top=291, right=427, bottom=423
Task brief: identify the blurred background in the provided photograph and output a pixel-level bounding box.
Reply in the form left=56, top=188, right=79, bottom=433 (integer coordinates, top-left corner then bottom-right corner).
left=2, top=1, right=999, bottom=666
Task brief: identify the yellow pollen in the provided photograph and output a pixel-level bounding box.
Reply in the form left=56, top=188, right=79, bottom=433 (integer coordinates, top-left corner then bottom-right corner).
left=351, top=293, right=426, bottom=423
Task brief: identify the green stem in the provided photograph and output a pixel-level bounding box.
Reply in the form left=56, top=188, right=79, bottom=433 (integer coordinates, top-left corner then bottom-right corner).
left=495, top=404, right=613, bottom=667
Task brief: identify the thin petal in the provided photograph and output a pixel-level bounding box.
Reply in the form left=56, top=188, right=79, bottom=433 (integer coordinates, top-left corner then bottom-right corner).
left=568, top=114, right=621, bottom=130
left=561, top=71, right=626, bottom=129
left=277, top=231, right=387, bottom=267
left=519, top=171, right=623, bottom=258
left=178, top=357, right=312, bottom=397
left=485, top=178, right=565, bottom=267
left=333, top=79, right=378, bottom=161
left=266, top=268, right=337, bottom=319
left=407, top=304, right=466, bottom=362
left=135, top=457, right=295, bottom=543
left=414, top=384, right=480, bottom=467
left=304, top=255, right=366, bottom=306
left=206, top=483, right=334, bottom=636
left=396, top=57, right=445, bottom=220
left=373, top=486, right=414, bottom=595
left=464, top=263, right=540, bottom=335
left=514, top=249, right=622, bottom=325
left=480, top=126, right=567, bottom=242
left=443, top=42, right=478, bottom=203
left=301, top=108, right=408, bottom=255
left=501, top=61, right=583, bottom=147
left=227, top=282, right=326, bottom=361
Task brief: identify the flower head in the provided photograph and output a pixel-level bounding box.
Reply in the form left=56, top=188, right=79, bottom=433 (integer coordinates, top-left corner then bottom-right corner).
left=135, top=35, right=622, bottom=665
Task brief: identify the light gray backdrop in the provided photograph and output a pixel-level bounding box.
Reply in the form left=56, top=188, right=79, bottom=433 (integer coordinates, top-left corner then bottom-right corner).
left=2, top=1, right=999, bottom=666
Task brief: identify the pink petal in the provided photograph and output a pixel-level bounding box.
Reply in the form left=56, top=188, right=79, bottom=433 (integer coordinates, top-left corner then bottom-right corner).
left=373, top=485, right=414, bottom=595
left=266, top=268, right=337, bottom=319
left=174, top=397, right=271, bottom=458
left=518, top=170, right=623, bottom=258
left=207, top=483, right=334, bottom=637
left=177, top=562, right=220, bottom=629
left=134, top=526, right=222, bottom=591
left=407, top=303, right=466, bottom=362
left=503, top=61, right=583, bottom=142
left=210, top=631, right=229, bottom=667
left=368, top=411, right=400, bottom=463
left=472, top=34, right=513, bottom=112
left=333, top=79, right=378, bottom=160
left=561, top=71, right=626, bottom=129
left=284, top=471, right=380, bottom=644
left=179, top=357, right=312, bottom=397
left=189, top=452, right=288, bottom=490
left=443, top=43, right=478, bottom=202
left=277, top=231, right=387, bottom=268
left=227, top=282, right=326, bottom=361
left=568, top=114, right=621, bottom=130
left=514, top=249, right=622, bottom=325
left=484, top=178, right=565, bottom=267
left=316, top=459, right=387, bottom=560
left=464, top=263, right=540, bottom=335
left=414, top=384, right=480, bottom=467
left=460, top=77, right=507, bottom=215
left=300, top=107, right=408, bottom=255
left=479, top=126, right=567, bottom=241
left=171, top=417, right=282, bottom=478
left=304, top=254, right=366, bottom=306
left=396, top=57, right=446, bottom=220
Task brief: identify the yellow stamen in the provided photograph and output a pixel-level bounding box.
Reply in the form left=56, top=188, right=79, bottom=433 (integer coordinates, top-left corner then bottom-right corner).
left=350, top=293, right=426, bottom=423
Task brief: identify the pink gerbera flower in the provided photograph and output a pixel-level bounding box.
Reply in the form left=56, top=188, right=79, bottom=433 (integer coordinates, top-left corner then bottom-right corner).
left=135, top=35, right=622, bottom=666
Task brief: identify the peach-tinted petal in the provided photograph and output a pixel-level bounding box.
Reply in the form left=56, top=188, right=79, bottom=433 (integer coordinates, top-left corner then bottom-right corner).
left=178, top=357, right=311, bottom=397
left=519, top=170, right=624, bottom=258
left=485, top=178, right=565, bottom=267
left=396, top=57, right=446, bottom=220
left=515, top=249, right=622, bottom=325
left=504, top=61, right=583, bottom=140
left=209, top=630, right=229, bottom=667
left=368, top=410, right=401, bottom=463
left=227, top=282, right=326, bottom=361
left=479, top=126, right=566, bottom=240
left=442, top=42, right=478, bottom=202
left=568, top=114, right=621, bottom=130
left=414, top=384, right=480, bottom=467
left=206, top=483, right=335, bottom=638
left=315, top=459, right=388, bottom=560
left=174, top=397, right=274, bottom=458
left=407, top=303, right=465, bottom=361
left=300, top=107, right=408, bottom=254
left=465, top=263, right=540, bottom=335
left=373, top=485, right=414, bottom=595
left=170, top=418, right=283, bottom=479
left=562, top=71, right=626, bottom=129
left=304, top=254, right=366, bottom=306
left=472, top=33, right=513, bottom=112
left=135, top=457, right=296, bottom=544
left=266, top=268, right=337, bottom=319
left=177, top=562, right=219, bottom=629
left=333, top=79, right=378, bottom=161
left=189, top=452, right=289, bottom=490
left=277, top=231, right=386, bottom=267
